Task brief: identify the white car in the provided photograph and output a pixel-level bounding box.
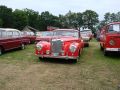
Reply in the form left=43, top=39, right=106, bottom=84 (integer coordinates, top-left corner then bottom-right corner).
left=80, top=31, right=90, bottom=47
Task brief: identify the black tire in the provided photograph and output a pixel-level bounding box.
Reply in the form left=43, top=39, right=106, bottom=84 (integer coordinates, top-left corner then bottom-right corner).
left=39, top=57, right=42, bottom=60
left=100, top=44, right=104, bottom=51
left=74, top=59, right=78, bottom=63
left=104, top=50, right=109, bottom=56
left=0, top=47, right=3, bottom=56
left=20, top=44, right=25, bottom=50
left=86, top=43, right=89, bottom=47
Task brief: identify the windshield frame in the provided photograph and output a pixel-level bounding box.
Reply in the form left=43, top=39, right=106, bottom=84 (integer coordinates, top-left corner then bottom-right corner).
left=53, top=30, right=79, bottom=38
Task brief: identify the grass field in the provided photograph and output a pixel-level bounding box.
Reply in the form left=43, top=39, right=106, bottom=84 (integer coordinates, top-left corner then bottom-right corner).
left=0, top=40, right=120, bottom=90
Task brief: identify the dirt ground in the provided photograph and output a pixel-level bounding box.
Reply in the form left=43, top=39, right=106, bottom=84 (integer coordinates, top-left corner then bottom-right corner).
left=0, top=41, right=120, bottom=90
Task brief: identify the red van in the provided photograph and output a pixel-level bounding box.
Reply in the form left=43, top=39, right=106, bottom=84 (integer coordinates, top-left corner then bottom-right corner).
left=100, top=22, right=120, bottom=56
left=0, top=28, right=26, bottom=55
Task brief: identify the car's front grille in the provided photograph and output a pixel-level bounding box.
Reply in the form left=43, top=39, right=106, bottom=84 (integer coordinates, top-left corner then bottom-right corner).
left=51, top=39, right=62, bottom=54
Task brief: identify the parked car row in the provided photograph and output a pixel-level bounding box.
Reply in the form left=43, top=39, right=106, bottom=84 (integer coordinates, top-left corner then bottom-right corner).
left=0, top=28, right=36, bottom=55
left=1, top=22, right=120, bottom=62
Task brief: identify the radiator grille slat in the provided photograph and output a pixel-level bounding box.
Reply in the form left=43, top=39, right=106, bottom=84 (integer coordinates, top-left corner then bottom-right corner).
left=51, top=39, right=62, bottom=54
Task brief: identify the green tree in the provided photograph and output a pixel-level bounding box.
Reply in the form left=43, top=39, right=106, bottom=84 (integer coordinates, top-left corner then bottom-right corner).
left=104, top=12, right=117, bottom=23
left=0, top=5, right=13, bottom=27
left=104, top=12, right=111, bottom=23
left=82, top=10, right=99, bottom=32
left=115, top=12, right=120, bottom=22
left=76, top=12, right=83, bottom=30
left=13, top=9, right=28, bottom=30
left=0, top=18, right=3, bottom=27
left=40, top=11, right=60, bottom=31
left=23, top=8, right=40, bottom=29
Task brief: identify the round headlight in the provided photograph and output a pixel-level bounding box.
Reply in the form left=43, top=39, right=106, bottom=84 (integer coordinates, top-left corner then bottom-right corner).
left=109, top=40, right=115, bottom=46
left=69, top=44, right=77, bottom=53
left=36, top=44, right=43, bottom=51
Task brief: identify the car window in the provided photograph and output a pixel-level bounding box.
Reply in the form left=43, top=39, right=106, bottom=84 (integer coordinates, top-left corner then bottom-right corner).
left=1, top=31, right=7, bottom=38
left=36, top=31, right=53, bottom=37
left=108, top=24, right=120, bottom=32
left=13, top=31, right=20, bottom=37
left=7, top=31, right=13, bottom=37
left=0, top=30, right=2, bottom=38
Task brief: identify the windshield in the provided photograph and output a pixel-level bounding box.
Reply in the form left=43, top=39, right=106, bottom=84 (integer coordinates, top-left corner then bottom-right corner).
left=81, top=30, right=92, bottom=34
left=53, top=30, right=79, bottom=38
left=36, top=30, right=79, bottom=38
left=36, top=31, right=53, bottom=37
left=108, top=24, right=120, bottom=33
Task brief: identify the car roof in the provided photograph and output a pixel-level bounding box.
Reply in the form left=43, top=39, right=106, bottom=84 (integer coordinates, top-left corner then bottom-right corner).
left=0, top=28, right=21, bottom=32
left=108, top=22, right=120, bottom=25
left=54, top=29, right=79, bottom=32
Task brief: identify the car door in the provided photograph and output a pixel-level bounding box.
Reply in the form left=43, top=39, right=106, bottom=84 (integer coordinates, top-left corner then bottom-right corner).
left=12, top=31, right=22, bottom=48
left=0, top=30, right=13, bottom=50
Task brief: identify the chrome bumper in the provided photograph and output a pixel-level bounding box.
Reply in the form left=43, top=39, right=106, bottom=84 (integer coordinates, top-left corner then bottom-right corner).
left=106, top=48, right=120, bottom=51
left=36, top=54, right=78, bottom=60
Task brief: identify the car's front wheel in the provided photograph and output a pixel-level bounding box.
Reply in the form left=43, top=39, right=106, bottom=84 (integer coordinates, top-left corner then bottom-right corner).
left=0, top=47, right=3, bottom=56
left=100, top=44, right=104, bottom=51
left=104, top=50, right=109, bottom=56
left=75, top=58, right=79, bottom=63
left=20, top=44, right=25, bottom=50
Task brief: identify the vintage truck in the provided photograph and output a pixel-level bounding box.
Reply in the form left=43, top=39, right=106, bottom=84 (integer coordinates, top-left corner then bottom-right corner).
left=100, top=22, right=120, bottom=56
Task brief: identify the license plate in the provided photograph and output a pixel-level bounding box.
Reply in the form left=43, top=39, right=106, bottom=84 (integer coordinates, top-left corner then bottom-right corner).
left=53, top=53, right=59, bottom=56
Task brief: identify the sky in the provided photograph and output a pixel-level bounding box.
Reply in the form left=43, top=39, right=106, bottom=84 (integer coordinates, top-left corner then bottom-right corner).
left=0, top=0, right=120, bottom=20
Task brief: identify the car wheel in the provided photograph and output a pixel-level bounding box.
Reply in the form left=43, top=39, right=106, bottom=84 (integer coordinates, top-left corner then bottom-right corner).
left=21, top=44, right=25, bottom=50
left=74, top=58, right=79, bottom=63
left=100, top=44, right=104, bottom=51
left=86, top=43, right=89, bottom=47
left=29, top=40, right=31, bottom=44
left=0, top=47, right=2, bottom=56
left=104, top=50, right=108, bottom=56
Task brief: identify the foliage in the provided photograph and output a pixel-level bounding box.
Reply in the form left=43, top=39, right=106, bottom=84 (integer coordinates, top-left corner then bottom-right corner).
left=23, top=8, right=40, bottom=30
left=0, top=18, right=3, bottom=27
left=82, top=10, right=99, bottom=31
left=0, top=5, right=100, bottom=31
left=13, top=9, right=28, bottom=30
left=39, top=11, right=60, bottom=31
left=0, top=5, right=13, bottom=28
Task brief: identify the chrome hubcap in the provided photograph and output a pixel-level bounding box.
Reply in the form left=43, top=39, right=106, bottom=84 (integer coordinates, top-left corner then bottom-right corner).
left=22, top=44, right=25, bottom=49
left=0, top=49, right=2, bottom=55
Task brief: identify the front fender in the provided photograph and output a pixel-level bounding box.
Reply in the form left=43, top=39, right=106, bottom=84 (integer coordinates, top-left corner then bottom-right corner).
left=63, top=42, right=81, bottom=56
left=36, top=41, right=51, bottom=54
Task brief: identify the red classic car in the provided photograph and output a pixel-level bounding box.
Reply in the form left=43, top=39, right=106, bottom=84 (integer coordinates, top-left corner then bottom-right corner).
left=21, top=31, right=36, bottom=44
left=0, top=28, right=27, bottom=55
left=35, top=29, right=84, bottom=62
left=100, top=22, right=120, bottom=56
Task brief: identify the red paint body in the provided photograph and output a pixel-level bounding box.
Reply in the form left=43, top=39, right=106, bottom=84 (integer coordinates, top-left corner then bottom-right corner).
left=100, top=22, right=120, bottom=53
left=0, top=28, right=27, bottom=52
left=35, top=29, right=84, bottom=60
left=22, top=31, right=36, bottom=43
